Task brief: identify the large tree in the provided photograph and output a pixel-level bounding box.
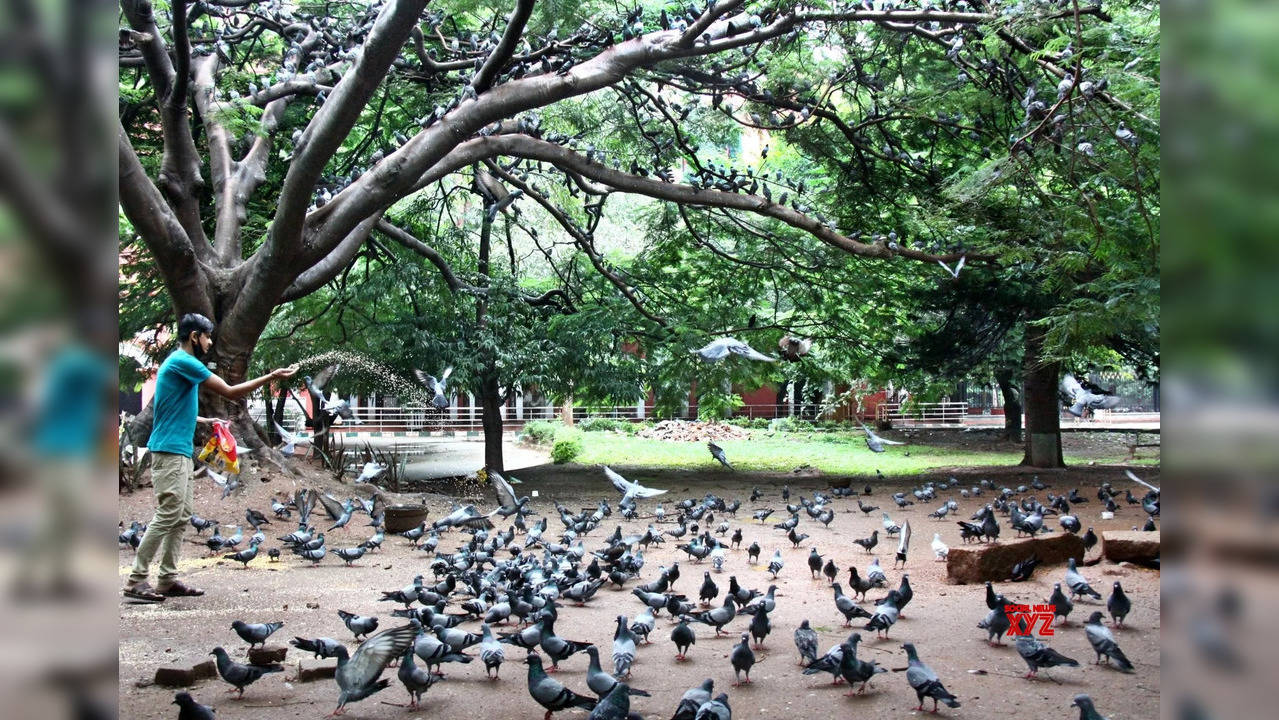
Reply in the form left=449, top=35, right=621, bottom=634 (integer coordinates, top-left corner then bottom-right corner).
left=118, top=0, right=1157, bottom=470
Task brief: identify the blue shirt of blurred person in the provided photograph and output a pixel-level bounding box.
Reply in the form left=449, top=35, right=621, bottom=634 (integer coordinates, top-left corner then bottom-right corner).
left=32, top=345, right=110, bottom=458
left=146, top=349, right=212, bottom=457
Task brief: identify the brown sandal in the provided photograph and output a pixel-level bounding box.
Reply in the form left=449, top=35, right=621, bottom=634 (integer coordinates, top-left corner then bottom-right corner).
left=156, top=580, right=205, bottom=597
left=123, top=584, right=166, bottom=603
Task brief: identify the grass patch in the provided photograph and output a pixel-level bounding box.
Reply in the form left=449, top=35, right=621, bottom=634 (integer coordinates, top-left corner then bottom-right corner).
left=573, top=432, right=1024, bottom=476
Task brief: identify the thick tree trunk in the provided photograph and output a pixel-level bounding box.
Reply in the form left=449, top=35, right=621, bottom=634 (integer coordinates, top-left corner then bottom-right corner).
left=479, top=373, right=505, bottom=474
left=1021, top=328, right=1064, bottom=468
left=995, top=370, right=1023, bottom=442
left=560, top=396, right=575, bottom=426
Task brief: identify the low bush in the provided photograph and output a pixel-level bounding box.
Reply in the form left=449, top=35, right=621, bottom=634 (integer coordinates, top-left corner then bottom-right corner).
left=520, top=420, right=559, bottom=445
left=579, top=417, right=630, bottom=433
left=550, top=430, right=584, bottom=463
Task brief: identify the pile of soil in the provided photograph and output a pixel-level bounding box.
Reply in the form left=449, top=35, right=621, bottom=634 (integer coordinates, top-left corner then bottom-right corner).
left=638, top=420, right=750, bottom=442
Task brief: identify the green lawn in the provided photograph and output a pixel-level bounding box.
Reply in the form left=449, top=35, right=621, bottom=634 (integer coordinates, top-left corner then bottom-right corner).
left=567, top=431, right=1157, bottom=476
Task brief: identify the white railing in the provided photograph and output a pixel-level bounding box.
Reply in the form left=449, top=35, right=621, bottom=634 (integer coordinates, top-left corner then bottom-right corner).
left=875, top=401, right=968, bottom=426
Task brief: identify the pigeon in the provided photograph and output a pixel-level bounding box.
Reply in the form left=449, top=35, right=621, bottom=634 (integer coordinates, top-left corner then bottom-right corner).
left=748, top=605, right=771, bottom=648
left=684, top=596, right=737, bottom=637
left=671, top=618, right=696, bottom=660
left=978, top=597, right=1012, bottom=645
left=822, top=558, right=839, bottom=584
left=807, top=549, right=823, bottom=578
left=412, top=367, right=453, bottom=409
left=671, top=678, right=713, bottom=720
left=837, top=635, right=886, bottom=695
left=777, top=335, right=813, bottom=361
left=539, top=616, right=593, bottom=670
left=699, top=572, right=719, bottom=606
left=894, top=521, right=911, bottom=567
left=587, top=681, right=640, bottom=720
left=331, top=623, right=418, bottom=715
left=847, top=567, right=873, bottom=601
left=231, top=620, right=283, bottom=649
left=611, top=615, right=637, bottom=677
left=729, top=632, right=756, bottom=685
left=1082, top=527, right=1098, bottom=553
left=489, top=471, right=531, bottom=518
left=1015, top=636, right=1081, bottom=678
left=603, top=466, right=667, bottom=500
left=865, top=592, right=900, bottom=638
left=747, top=541, right=760, bottom=563
left=882, top=512, right=901, bottom=536
left=1050, top=583, right=1074, bottom=624
left=172, top=692, right=215, bottom=720
left=333, top=546, right=366, bottom=565
left=866, top=557, right=888, bottom=587
left=209, top=647, right=283, bottom=697
left=629, top=608, right=655, bottom=645
left=244, top=508, right=270, bottom=530
left=585, top=645, right=650, bottom=699
left=1107, top=582, right=1132, bottom=626
left=931, top=533, right=949, bottom=561
left=1083, top=612, right=1134, bottom=671
left=524, top=651, right=597, bottom=720
left=272, top=421, right=314, bottom=456
left=937, top=255, right=966, bottom=279
left=1061, top=374, right=1120, bottom=416
left=857, top=499, right=878, bottom=514
left=1010, top=554, right=1040, bottom=582
left=223, top=541, right=261, bottom=568
left=432, top=504, right=496, bottom=531
left=794, top=619, right=819, bottom=665
left=832, top=583, right=870, bottom=626
left=767, top=549, right=784, bottom=578
left=397, top=647, right=441, bottom=708
left=707, top=442, right=732, bottom=470
left=853, top=530, right=879, bottom=554
left=903, top=643, right=960, bottom=712
left=291, top=636, right=342, bottom=659
left=338, top=610, right=378, bottom=639
left=694, top=692, right=732, bottom=720
left=1066, top=557, right=1102, bottom=599
left=859, top=422, right=904, bottom=453
left=694, top=337, right=777, bottom=363
left=1071, top=694, right=1111, bottom=720
left=478, top=623, right=505, bottom=679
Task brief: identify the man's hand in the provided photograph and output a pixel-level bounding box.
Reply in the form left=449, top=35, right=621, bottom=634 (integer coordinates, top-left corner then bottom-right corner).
left=272, top=364, right=300, bottom=379
left=196, top=416, right=222, bottom=426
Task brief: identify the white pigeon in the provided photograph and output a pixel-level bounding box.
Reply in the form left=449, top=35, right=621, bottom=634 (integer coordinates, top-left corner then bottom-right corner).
left=882, top=511, right=900, bottom=534
left=931, top=533, right=949, bottom=561
left=273, top=421, right=316, bottom=455
left=693, top=337, right=778, bottom=363
left=937, top=255, right=966, bottom=279
left=603, top=466, right=667, bottom=500
left=355, top=462, right=387, bottom=484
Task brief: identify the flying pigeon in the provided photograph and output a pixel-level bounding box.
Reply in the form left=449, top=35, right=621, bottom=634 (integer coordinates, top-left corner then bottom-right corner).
left=413, top=367, right=454, bottom=409
left=1060, top=374, right=1121, bottom=417
left=777, top=335, right=812, bottom=362
left=603, top=466, right=667, bottom=500
left=937, top=255, right=966, bottom=279
left=707, top=442, right=733, bottom=470
left=860, top=422, right=905, bottom=453
left=330, top=623, right=418, bottom=715
left=693, top=337, right=778, bottom=363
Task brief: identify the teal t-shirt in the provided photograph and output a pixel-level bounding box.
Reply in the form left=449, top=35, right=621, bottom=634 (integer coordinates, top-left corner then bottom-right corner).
left=32, top=345, right=110, bottom=457
left=146, top=349, right=212, bottom=456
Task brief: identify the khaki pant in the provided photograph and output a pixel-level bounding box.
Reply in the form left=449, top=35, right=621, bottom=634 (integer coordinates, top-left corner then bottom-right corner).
left=128, top=453, right=194, bottom=586
left=15, top=456, right=88, bottom=588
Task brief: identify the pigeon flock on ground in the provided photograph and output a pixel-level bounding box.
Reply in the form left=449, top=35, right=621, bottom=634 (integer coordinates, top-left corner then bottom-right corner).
left=124, top=457, right=1158, bottom=719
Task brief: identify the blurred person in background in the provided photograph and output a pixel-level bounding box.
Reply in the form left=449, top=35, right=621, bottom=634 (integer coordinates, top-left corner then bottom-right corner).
left=122, top=313, right=295, bottom=602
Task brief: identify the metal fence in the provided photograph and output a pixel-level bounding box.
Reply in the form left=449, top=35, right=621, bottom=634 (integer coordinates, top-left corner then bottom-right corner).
left=875, top=401, right=969, bottom=426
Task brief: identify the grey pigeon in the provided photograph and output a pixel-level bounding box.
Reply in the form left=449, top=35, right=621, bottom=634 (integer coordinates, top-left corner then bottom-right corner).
left=693, top=337, right=777, bottom=363
left=223, top=541, right=260, bottom=568
left=603, top=466, right=667, bottom=500
left=837, top=635, right=887, bottom=695
left=524, top=651, right=597, bottom=719
left=794, top=620, right=818, bottom=665
left=729, top=632, right=756, bottom=685
left=833, top=583, right=871, bottom=626
left=671, top=618, right=696, bottom=660
left=338, top=610, right=378, bottom=639
left=231, top=620, right=283, bottom=649
left=1061, top=374, right=1120, bottom=416
left=480, top=622, right=505, bottom=679
left=585, top=645, right=651, bottom=699
left=684, top=596, right=736, bottom=636
left=1015, top=635, right=1080, bottom=678
left=290, top=636, right=341, bottom=659
left=903, top=642, right=960, bottom=712
left=588, top=681, right=636, bottom=720
left=333, top=546, right=366, bottom=565
left=860, top=422, right=905, bottom=453
left=748, top=605, right=771, bottom=648
left=412, top=367, right=453, bottom=409
left=1066, top=557, right=1102, bottom=600
left=1107, top=581, right=1132, bottom=626
left=1050, top=583, right=1074, bottom=624
left=671, top=678, right=713, bottom=720
left=172, top=692, right=215, bottom=720
left=1084, top=612, right=1134, bottom=672
left=694, top=692, right=731, bottom=720
left=707, top=442, right=732, bottom=470
left=397, top=647, right=441, bottom=708
left=539, top=616, right=593, bottom=670
left=331, top=623, right=418, bottom=714
left=977, top=597, right=1011, bottom=645
left=1071, top=693, right=1110, bottom=720
left=209, top=647, right=282, bottom=697
left=611, top=615, right=637, bottom=677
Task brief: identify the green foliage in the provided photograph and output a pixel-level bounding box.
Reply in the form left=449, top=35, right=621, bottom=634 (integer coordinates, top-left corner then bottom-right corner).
left=550, top=429, right=584, bottom=464
left=768, top=416, right=813, bottom=433
left=577, top=417, right=634, bottom=433
left=520, top=420, right=560, bottom=445
left=696, top=390, right=743, bottom=421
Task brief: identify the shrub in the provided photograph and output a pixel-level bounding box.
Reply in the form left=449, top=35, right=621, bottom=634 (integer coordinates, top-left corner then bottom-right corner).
left=520, top=420, right=559, bottom=445
left=579, top=416, right=629, bottom=433
left=750, top=417, right=771, bottom=429
left=768, top=416, right=812, bottom=433
left=551, top=430, right=584, bottom=464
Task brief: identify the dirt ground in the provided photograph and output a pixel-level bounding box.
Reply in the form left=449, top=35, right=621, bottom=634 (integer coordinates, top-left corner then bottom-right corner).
left=118, top=438, right=1159, bottom=720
